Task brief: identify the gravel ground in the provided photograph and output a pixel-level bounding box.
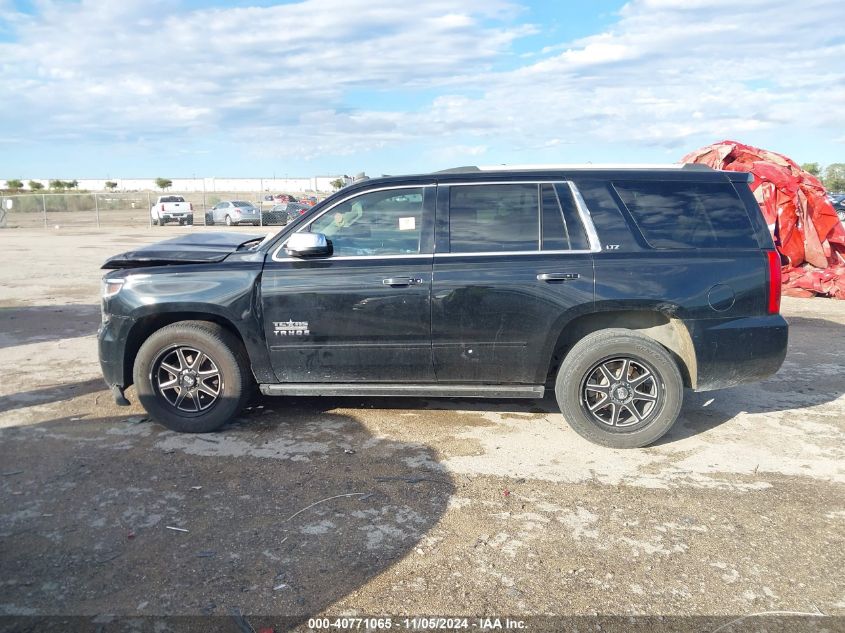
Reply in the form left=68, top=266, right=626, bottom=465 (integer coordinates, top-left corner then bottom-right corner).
left=0, top=228, right=843, bottom=630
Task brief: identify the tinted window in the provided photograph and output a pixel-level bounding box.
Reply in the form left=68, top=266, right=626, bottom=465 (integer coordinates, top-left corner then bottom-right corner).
left=449, top=184, right=538, bottom=253
left=309, top=187, right=424, bottom=256
left=160, top=196, right=185, bottom=203
left=233, top=201, right=254, bottom=208
left=613, top=180, right=757, bottom=249
left=572, top=180, right=633, bottom=251
left=541, top=184, right=589, bottom=250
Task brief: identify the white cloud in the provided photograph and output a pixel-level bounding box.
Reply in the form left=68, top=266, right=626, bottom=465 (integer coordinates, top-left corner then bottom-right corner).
left=0, top=0, right=843, bottom=165
left=0, top=0, right=529, bottom=141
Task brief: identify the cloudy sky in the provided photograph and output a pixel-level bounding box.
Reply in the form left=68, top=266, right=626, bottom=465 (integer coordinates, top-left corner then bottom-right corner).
left=1, top=0, right=843, bottom=178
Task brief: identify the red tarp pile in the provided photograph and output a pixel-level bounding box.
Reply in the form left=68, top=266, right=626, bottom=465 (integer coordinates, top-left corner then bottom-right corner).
left=682, top=140, right=845, bottom=299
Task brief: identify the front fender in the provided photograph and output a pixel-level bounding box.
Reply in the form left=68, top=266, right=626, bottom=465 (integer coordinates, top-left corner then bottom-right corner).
left=104, top=264, right=274, bottom=384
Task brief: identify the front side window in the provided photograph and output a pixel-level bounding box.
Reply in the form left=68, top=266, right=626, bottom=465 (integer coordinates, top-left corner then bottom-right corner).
left=449, top=184, right=538, bottom=253
left=309, top=188, right=424, bottom=256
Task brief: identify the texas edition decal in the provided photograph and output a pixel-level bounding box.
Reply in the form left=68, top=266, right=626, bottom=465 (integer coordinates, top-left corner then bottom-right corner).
left=273, top=320, right=310, bottom=336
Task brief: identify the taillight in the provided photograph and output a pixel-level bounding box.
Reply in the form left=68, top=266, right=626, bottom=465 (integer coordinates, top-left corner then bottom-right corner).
left=766, top=250, right=782, bottom=314
left=189, top=203, right=193, bottom=211
left=161, top=204, right=165, bottom=212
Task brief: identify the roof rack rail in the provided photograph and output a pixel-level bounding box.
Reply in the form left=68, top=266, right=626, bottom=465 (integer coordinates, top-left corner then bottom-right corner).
left=475, top=163, right=696, bottom=171
left=435, top=163, right=714, bottom=174
left=435, top=166, right=481, bottom=174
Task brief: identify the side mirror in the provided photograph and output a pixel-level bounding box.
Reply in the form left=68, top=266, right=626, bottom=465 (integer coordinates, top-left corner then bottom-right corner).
left=285, top=232, right=332, bottom=258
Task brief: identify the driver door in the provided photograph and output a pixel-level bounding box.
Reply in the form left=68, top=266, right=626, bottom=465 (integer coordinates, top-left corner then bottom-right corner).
left=261, top=184, right=436, bottom=383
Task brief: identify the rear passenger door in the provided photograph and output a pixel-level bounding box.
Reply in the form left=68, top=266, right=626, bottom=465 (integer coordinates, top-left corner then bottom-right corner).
left=432, top=181, right=596, bottom=385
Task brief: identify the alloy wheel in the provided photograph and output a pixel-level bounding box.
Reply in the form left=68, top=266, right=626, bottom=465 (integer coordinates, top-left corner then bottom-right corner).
left=151, top=345, right=222, bottom=414
left=580, top=357, right=661, bottom=427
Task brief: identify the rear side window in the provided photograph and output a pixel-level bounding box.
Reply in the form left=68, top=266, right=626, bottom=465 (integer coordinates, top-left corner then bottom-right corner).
left=613, top=180, right=757, bottom=249
left=541, top=184, right=589, bottom=251
left=449, top=184, right=538, bottom=252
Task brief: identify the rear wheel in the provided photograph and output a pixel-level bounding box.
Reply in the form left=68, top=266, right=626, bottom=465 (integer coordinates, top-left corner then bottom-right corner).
left=555, top=329, right=683, bottom=448
left=133, top=322, right=252, bottom=433
left=225, top=215, right=233, bottom=226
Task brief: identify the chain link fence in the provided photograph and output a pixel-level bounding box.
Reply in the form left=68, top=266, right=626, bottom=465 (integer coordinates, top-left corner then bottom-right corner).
left=0, top=191, right=314, bottom=229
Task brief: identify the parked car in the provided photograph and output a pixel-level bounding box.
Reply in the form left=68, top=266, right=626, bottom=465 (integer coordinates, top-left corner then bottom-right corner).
left=207, top=200, right=261, bottom=226
left=262, top=204, right=293, bottom=225
left=151, top=195, right=193, bottom=225
left=829, top=193, right=845, bottom=224
left=100, top=164, right=787, bottom=448
left=285, top=202, right=310, bottom=219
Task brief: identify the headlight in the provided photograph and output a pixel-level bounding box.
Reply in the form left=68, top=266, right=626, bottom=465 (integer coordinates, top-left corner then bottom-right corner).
left=102, top=278, right=124, bottom=298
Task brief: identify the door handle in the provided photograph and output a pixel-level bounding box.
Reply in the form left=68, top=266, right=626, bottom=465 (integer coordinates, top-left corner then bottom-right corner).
left=537, top=272, right=580, bottom=281
left=382, top=277, right=422, bottom=287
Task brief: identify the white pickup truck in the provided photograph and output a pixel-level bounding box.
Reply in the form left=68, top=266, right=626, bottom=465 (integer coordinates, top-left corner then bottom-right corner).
left=151, top=195, right=193, bottom=226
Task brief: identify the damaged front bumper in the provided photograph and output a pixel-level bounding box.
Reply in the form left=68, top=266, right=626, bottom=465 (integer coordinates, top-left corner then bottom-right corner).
left=98, top=314, right=132, bottom=404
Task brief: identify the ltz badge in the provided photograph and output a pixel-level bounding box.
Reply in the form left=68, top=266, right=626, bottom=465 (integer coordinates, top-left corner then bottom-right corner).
left=273, top=319, right=310, bottom=336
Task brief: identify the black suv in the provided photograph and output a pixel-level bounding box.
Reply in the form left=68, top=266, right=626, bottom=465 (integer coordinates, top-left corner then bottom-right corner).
left=99, top=165, right=787, bottom=448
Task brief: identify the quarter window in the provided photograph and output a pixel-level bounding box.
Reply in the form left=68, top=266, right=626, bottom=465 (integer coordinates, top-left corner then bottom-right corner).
left=613, top=180, right=757, bottom=249
left=309, top=188, right=424, bottom=256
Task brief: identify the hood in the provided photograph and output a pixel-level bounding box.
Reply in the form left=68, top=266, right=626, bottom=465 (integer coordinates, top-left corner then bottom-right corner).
left=102, top=232, right=265, bottom=269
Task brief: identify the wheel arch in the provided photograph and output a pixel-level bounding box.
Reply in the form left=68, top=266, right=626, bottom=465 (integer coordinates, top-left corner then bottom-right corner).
left=546, top=309, right=697, bottom=389
left=123, top=312, right=252, bottom=388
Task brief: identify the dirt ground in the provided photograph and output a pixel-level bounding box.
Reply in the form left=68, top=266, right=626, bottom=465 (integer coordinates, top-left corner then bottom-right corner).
left=0, top=227, right=843, bottom=630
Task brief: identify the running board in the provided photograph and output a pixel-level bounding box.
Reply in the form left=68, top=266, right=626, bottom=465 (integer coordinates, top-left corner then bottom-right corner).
left=259, top=383, right=545, bottom=398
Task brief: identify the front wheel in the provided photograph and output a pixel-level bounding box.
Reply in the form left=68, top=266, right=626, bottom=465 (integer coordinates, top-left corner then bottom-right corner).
left=133, top=322, right=252, bottom=433
left=554, top=329, right=683, bottom=448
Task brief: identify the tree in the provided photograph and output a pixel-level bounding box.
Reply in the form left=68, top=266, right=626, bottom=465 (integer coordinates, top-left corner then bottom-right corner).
left=104, top=181, right=118, bottom=191
left=155, top=177, right=173, bottom=191
left=6, top=179, right=23, bottom=191
left=64, top=180, right=79, bottom=190
left=49, top=179, right=66, bottom=190
left=823, top=163, right=845, bottom=193
left=801, top=162, right=821, bottom=177
left=330, top=178, right=345, bottom=190
left=29, top=180, right=44, bottom=191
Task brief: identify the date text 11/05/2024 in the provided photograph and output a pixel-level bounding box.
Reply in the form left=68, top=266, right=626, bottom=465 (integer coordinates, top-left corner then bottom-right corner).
left=307, top=617, right=527, bottom=630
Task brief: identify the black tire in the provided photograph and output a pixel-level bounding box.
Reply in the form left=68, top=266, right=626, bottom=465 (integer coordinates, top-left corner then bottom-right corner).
left=133, top=321, right=252, bottom=433
left=186, top=217, right=194, bottom=226
left=225, top=215, right=233, bottom=226
left=152, top=217, right=159, bottom=226
left=554, top=329, right=683, bottom=448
